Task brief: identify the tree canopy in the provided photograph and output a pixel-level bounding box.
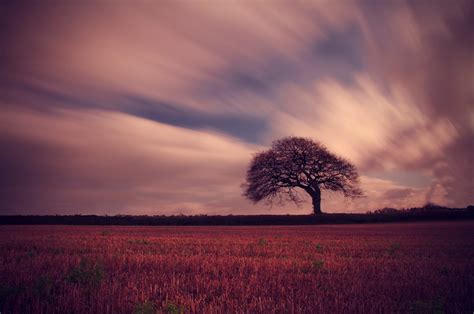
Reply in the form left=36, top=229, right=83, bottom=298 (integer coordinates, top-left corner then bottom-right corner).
left=243, top=137, right=363, bottom=214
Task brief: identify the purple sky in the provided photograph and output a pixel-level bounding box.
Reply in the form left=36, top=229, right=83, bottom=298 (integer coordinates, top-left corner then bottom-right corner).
left=1, top=1, right=473, bottom=215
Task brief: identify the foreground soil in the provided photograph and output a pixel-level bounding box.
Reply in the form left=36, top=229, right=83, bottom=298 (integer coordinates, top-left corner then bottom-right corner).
left=1, top=222, right=473, bottom=313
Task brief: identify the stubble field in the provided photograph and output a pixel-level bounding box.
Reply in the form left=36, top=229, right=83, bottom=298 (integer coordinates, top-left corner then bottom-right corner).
left=0, top=221, right=473, bottom=313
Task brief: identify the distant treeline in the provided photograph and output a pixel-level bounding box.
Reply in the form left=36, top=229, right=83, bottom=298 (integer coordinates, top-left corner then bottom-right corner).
left=1, top=205, right=473, bottom=225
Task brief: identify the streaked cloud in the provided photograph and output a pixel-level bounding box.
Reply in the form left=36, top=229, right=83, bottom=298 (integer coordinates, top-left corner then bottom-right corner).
left=0, top=106, right=265, bottom=214
left=1, top=0, right=472, bottom=214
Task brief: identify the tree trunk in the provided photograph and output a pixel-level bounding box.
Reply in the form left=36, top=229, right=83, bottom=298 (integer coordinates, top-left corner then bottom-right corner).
left=310, top=187, right=322, bottom=215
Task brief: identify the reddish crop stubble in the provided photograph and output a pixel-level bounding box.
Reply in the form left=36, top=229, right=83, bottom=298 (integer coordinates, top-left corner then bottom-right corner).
left=0, top=222, right=473, bottom=313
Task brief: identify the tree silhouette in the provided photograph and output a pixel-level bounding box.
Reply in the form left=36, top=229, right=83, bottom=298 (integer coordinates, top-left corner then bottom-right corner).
left=243, top=137, right=363, bottom=214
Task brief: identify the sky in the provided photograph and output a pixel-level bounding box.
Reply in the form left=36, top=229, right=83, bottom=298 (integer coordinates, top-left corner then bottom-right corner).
left=1, top=1, right=473, bottom=215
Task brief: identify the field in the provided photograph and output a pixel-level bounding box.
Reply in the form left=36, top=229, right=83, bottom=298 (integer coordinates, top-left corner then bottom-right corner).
left=0, top=222, right=473, bottom=313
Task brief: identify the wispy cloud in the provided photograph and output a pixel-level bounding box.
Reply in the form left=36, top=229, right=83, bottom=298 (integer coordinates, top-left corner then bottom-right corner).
left=0, top=106, right=266, bottom=214
left=1, top=0, right=472, bottom=213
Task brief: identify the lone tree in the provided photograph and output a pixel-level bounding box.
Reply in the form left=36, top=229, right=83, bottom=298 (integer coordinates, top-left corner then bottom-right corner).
left=243, top=137, right=362, bottom=214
